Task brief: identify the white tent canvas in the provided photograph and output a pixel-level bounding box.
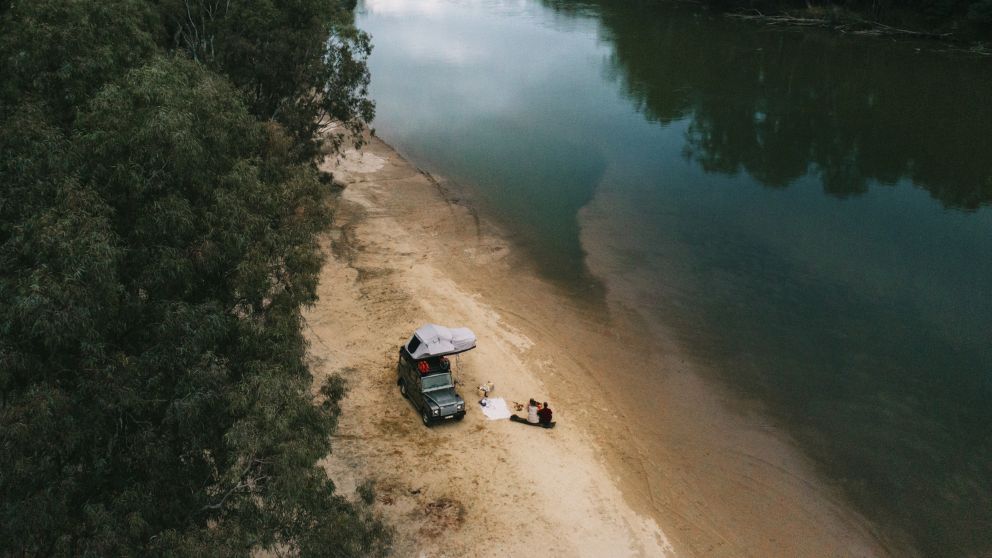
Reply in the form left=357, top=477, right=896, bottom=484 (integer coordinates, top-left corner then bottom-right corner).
left=405, top=324, right=477, bottom=359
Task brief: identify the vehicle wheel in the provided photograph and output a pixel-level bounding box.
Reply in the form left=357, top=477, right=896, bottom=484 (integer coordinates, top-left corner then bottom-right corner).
left=455, top=414, right=465, bottom=421
left=422, top=409, right=432, bottom=427
left=399, top=380, right=407, bottom=398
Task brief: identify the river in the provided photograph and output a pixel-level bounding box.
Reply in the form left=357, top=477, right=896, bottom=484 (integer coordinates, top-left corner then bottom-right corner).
left=355, top=1, right=992, bottom=555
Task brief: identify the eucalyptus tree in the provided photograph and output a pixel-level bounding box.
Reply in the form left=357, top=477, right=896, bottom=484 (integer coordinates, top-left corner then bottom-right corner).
left=157, top=0, right=375, bottom=161
left=0, top=0, right=159, bottom=126
left=1, top=53, right=387, bottom=557
left=1, top=1, right=386, bottom=555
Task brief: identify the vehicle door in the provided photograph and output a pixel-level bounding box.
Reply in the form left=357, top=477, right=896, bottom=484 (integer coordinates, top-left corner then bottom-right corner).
left=398, top=354, right=417, bottom=408
left=413, top=372, right=426, bottom=411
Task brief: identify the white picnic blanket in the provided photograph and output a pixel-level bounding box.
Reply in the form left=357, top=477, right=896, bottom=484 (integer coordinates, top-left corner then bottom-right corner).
left=479, top=397, right=512, bottom=420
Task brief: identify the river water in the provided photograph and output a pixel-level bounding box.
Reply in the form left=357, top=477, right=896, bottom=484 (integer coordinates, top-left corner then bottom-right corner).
left=355, top=1, right=992, bottom=555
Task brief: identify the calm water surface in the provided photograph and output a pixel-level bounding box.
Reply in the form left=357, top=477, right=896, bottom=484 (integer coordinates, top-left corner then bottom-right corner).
left=356, top=1, right=992, bottom=555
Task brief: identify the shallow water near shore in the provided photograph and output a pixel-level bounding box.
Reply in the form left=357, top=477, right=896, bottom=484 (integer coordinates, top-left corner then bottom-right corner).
left=355, top=0, right=992, bottom=555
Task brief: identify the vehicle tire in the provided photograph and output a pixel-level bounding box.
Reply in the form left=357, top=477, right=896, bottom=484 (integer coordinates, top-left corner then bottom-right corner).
left=455, top=414, right=465, bottom=421
left=399, top=380, right=407, bottom=398
left=422, top=409, right=432, bottom=427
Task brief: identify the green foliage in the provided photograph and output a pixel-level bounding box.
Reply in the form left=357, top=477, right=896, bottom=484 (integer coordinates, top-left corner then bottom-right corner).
left=0, top=0, right=160, bottom=125
left=0, top=107, right=124, bottom=555
left=157, top=0, right=375, bottom=162
left=1, top=1, right=384, bottom=556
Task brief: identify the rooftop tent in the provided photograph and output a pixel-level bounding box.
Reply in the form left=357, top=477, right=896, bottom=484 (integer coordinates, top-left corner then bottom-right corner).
left=405, top=324, right=477, bottom=359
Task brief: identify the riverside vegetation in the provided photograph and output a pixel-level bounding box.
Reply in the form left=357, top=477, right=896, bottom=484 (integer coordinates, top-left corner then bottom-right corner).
left=0, top=1, right=387, bottom=555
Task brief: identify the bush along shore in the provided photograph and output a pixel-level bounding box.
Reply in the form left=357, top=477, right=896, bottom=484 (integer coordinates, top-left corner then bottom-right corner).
left=0, top=1, right=388, bottom=555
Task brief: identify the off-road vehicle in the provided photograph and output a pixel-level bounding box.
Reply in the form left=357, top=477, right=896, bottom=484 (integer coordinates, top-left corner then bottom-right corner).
left=396, top=324, right=475, bottom=426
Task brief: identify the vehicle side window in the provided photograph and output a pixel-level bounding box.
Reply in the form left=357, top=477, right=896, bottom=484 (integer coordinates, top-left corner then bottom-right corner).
left=407, top=335, right=421, bottom=354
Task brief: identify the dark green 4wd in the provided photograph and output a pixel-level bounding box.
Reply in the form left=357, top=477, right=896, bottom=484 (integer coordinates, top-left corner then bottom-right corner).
left=396, top=324, right=476, bottom=426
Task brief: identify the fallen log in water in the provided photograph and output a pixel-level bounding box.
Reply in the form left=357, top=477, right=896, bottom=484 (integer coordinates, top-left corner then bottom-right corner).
left=725, top=10, right=954, bottom=40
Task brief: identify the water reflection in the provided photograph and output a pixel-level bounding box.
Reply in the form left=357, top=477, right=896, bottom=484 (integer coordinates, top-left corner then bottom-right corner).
left=358, top=1, right=992, bottom=554
left=548, top=0, right=992, bottom=209
left=539, top=2, right=992, bottom=555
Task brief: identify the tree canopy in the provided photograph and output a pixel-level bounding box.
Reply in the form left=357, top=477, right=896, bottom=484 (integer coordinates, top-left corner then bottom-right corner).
left=1, top=1, right=386, bottom=555
left=156, top=0, right=374, bottom=160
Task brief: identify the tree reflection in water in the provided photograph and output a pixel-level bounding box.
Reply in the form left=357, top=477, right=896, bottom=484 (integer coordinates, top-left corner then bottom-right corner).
left=549, top=0, right=992, bottom=209
left=541, top=1, right=992, bottom=556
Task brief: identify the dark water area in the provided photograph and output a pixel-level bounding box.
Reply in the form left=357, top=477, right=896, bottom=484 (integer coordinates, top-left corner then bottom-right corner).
left=356, top=1, right=992, bottom=555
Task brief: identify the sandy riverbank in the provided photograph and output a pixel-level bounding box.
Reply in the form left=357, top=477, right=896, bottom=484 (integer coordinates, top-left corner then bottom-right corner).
left=305, top=135, right=895, bottom=557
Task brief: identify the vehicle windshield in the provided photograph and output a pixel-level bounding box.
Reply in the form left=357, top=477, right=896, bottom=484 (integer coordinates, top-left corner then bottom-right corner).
left=421, top=373, right=453, bottom=391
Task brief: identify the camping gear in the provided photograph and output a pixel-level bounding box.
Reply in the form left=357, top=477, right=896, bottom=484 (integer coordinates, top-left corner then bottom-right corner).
left=404, top=324, right=477, bottom=360
left=397, top=324, right=476, bottom=426
left=480, top=397, right=512, bottom=420
left=477, top=381, right=494, bottom=398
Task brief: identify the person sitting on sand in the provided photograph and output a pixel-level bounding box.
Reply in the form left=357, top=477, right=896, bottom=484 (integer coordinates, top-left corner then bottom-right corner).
left=527, top=399, right=539, bottom=424
left=537, top=402, right=552, bottom=425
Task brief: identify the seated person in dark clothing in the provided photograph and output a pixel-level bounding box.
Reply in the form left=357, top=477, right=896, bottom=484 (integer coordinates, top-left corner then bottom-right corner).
left=537, top=402, right=552, bottom=425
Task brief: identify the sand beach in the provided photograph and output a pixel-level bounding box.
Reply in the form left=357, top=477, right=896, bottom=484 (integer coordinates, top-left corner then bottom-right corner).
left=305, top=135, right=895, bottom=557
